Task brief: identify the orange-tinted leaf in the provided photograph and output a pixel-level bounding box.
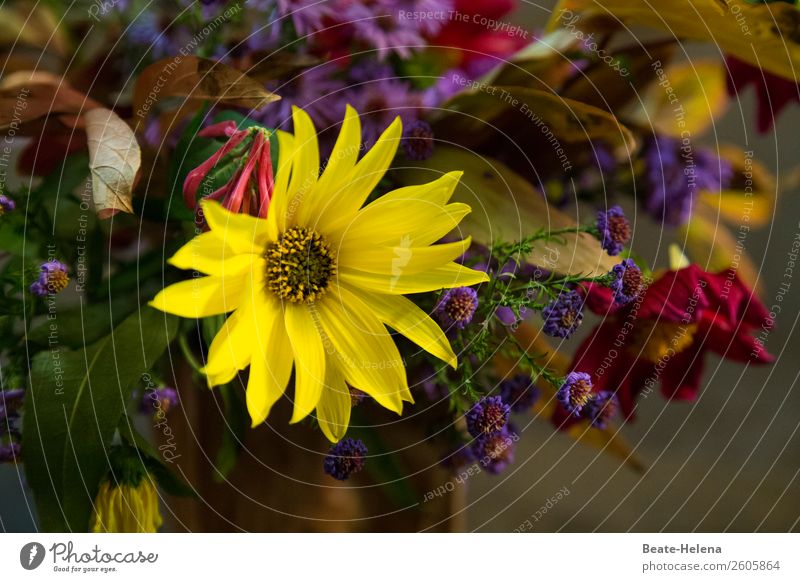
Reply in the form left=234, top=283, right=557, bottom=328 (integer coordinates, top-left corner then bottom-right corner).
left=132, top=57, right=280, bottom=128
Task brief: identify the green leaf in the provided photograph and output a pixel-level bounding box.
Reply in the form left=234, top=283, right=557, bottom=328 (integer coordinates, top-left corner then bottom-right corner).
left=23, top=307, right=178, bottom=532
left=26, top=295, right=139, bottom=349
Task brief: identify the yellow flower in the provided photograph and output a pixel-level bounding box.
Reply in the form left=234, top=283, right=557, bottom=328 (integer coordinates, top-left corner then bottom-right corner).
left=91, top=477, right=162, bottom=533
left=151, top=106, right=488, bottom=442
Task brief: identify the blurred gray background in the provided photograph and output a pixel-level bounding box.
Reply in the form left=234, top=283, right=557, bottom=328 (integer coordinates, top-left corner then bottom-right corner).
left=2, top=0, right=799, bottom=532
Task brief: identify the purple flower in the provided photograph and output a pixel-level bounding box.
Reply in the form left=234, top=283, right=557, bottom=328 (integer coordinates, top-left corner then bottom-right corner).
left=347, top=73, right=425, bottom=148
left=585, top=391, right=619, bottom=429
left=596, top=205, right=631, bottom=256
left=259, top=64, right=348, bottom=132
left=30, top=260, right=69, bottom=297
left=466, top=396, right=510, bottom=437
left=0, top=442, right=21, bottom=463
left=471, top=425, right=516, bottom=475
left=323, top=438, right=368, bottom=480
left=643, top=136, right=733, bottom=226
left=276, top=0, right=335, bottom=36
left=436, top=286, right=478, bottom=330
left=541, top=290, right=584, bottom=339
left=0, top=194, right=15, bottom=216
left=499, top=375, right=539, bottom=413
left=345, top=1, right=426, bottom=60
left=557, top=371, right=593, bottom=416
left=1, top=389, right=24, bottom=433
left=139, top=386, right=180, bottom=416
left=128, top=12, right=175, bottom=59
left=396, top=0, right=454, bottom=35
left=423, top=68, right=469, bottom=107
left=402, top=119, right=434, bottom=160
left=495, top=305, right=526, bottom=327
left=608, top=258, right=643, bottom=305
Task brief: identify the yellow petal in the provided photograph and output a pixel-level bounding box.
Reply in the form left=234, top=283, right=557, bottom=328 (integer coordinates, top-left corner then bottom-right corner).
left=267, top=130, right=296, bottom=240
left=335, top=201, right=472, bottom=251
left=339, top=262, right=489, bottom=295
left=376, top=170, right=462, bottom=206
left=304, top=104, right=362, bottom=231
left=349, top=287, right=457, bottom=368
left=316, top=287, right=408, bottom=413
left=169, top=236, right=259, bottom=277
left=246, top=296, right=294, bottom=426
left=149, top=273, right=246, bottom=318
left=323, top=116, right=402, bottom=227
left=288, top=106, right=320, bottom=227
left=315, top=364, right=352, bottom=443
left=284, top=304, right=325, bottom=423
left=202, top=297, right=256, bottom=387
left=201, top=199, right=271, bottom=254
left=337, top=237, right=472, bottom=276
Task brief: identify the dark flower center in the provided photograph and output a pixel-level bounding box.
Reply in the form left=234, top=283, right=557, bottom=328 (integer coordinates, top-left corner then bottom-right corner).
left=608, top=214, right=631, bottom=245
left=569, top=379, right=593, bottom=409
left=445, top=292, right=477, bottom=323
left=265, top=226, right=336, bottom=304
left=622, top=267, right=643, bottom=298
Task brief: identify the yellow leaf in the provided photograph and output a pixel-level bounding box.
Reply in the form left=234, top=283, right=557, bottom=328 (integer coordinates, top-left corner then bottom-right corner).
left=549, top=0, right=800, bottom=82
left=679, top=205, right=762, bottom=293
left=626, top=60, right=729, bottom=137
left=436, top=85, right=635, bottom=152
left=85, top=108, right=141, bottom=219
left=394, top=147, right=619, bottom=277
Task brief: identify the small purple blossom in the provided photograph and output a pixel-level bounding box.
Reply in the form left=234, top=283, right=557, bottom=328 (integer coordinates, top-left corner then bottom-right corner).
left=436, top=286, right=478, bottom=330
left=557, top=372, right=593, bottom=416
left=402, top=119, right=434, bottom=160
left=586, top=391, right=619, bottom=429
left=139, top=386, right=180, bottom=416
left=30, top=260, right=69, bottom=297
left=541, top=290, right=584, bottom=338
left=0, top=442, right=21, bottom=463
left=499, top=375, right=539, bottom=413
left=0, top=194, right=15, bottom=215
left=471, top=425, right=516, bottom=475
left=276, top=0, right=335, bottom=36
left=596, top=205, right=631, bottom=256
left=128, top=12, right=175, bottom=59
left=608, top=258, right=643, bottom=305
left=466, top=396, right=510, bottom=437
left=495, top=305, right=527, bottom=327
left=347, top=72, right=424, bottom=148
left=323, top=438, right=368, bottom=480
left=345, top=1, right=426, bottom=60
left=643, top=136, right=733, bottom=226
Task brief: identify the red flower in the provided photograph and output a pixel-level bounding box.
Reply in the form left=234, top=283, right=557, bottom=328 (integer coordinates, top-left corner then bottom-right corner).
left=183, top=120, right=274, bottom=219
left=555, top=265, right=773, bottom=426
left=726, top=56, right=800, bottom=133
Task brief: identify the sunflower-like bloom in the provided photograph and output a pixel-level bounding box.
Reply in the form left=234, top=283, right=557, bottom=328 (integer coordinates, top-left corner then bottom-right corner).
left=151, top=106, right=488, bottom=442
left=91, top=477, right=163, bottom=533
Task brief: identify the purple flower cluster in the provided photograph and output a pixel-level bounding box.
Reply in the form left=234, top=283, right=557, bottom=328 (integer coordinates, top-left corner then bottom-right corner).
left=643, top=136, right=733, bottom=226
left=556, top=371, right=593, bottom=416
left=139, top=386, right=180, bottom=417
left=464, top=395, right=518, bottom=474
left=608, top=258, right=643, bottom=305
left=436, top=286, right=478, bottom=330
left=557, top=374, right=620, bottom=428
left=466, top=396, right=510, bottom=437
left=323, top=438, right=368, bottom=480
left=30, top=260, right=70, bottom=297
left=402, top=120, right=435, bottom=160
left=596, top=205, right=631, bottom=256
left=541, top=290, right=584, bottom=339
left=1, top=389, right=23, bottom=464
left=0, top=194, right=15, bottom=216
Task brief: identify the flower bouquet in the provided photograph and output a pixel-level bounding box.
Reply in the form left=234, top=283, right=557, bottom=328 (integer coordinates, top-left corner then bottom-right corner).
left=0, top=0, right=793, bottom=533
